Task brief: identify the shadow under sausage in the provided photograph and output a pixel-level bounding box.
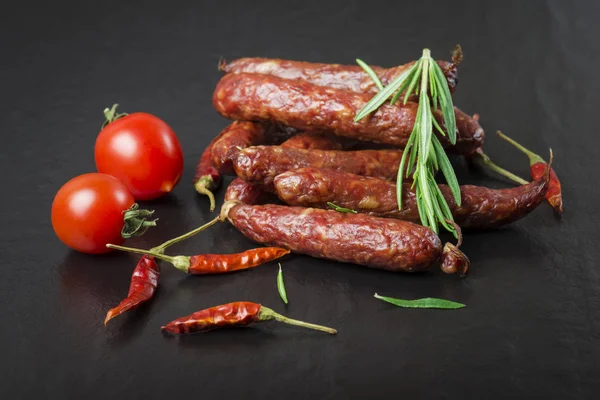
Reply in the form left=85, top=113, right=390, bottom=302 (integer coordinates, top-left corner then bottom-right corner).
left=459, top=226, right=548, bottom=267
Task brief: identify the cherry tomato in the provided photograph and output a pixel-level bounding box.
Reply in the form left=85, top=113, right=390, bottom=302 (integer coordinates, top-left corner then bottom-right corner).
left=95, top=108, right=183, bottom=201
left=51, top=173, right=135, bottom=254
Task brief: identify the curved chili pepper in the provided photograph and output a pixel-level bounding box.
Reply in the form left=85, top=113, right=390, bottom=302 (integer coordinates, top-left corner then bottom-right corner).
left=497, top=131, right=562, bottom=214
left=104, top=255, right=160, bottom=325
left=106, top=244, right=290, bottom=275
left=161, top=301, right=337, bottom=335
left=194, top=126, right=231, bottom=212
left=104, top=217, right=221, bottom=324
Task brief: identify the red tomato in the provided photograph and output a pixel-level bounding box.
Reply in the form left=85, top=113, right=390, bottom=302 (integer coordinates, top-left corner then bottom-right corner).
left=95, top=111, right=183, bottom=200
left=51, top=173, right=135, bottom=254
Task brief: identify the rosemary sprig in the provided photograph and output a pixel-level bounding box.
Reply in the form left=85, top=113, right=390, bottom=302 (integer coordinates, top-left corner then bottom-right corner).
left=355, top=49, right=461, bottom=237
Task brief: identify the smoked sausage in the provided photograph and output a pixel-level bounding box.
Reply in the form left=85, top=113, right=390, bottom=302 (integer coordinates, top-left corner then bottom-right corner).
left=219, top=57, right=458, bottom=94
left=273, top=167, right=550, bottom=229
left=220, top=202, right=442, bottom=273
left=234, top=146, right=403, bottom=190
left=213, top=73, right=483, bottom=154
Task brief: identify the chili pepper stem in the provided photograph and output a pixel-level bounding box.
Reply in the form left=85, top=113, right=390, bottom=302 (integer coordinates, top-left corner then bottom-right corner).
left=106, top=244, right=191, bottom=272
left=258, top=306, right=337, bottom=334
left=497, top=131, right=545, bottom=165
left=150, top=216, right=220, bottom=254
left=194, top=177, right=217, bottom=212
left=473, top=149, right=529, bottom=185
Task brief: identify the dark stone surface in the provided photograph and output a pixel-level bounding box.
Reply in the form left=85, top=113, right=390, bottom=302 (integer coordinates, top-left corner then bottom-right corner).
left=1, top=1, right=598, bottom=398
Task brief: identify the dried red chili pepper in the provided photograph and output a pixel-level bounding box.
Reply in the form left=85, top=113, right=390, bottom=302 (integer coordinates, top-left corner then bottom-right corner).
left=104, top=217, right=221, bottom=324
left=194, top=126, right=231, bottom=211
left=161, top=301, right=337, bottom=335
left=104, top=255, right=159, bottom=325
left=497, top=131, right=562, bottom=214
left=106, top=244, right=290, bottom=274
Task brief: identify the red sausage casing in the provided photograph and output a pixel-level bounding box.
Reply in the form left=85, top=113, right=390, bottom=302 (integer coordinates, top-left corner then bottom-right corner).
left=222, top=203, right=442, bottom=272
left=274, top=167, right=550, bottom=229
left=213, top=73, right=483, bottom=154
left=234, top=146, right=403, bottom=190
left=224, top=177, right=277, bottom=205
left=220, top=57, right=458, bottom=94
left=224, top=127, right=353, bottom=205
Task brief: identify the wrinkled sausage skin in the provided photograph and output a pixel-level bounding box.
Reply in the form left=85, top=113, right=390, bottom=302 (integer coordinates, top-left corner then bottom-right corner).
left=220, top=57, right=458, bottom=94
left=211, top=121, right=305, bottom=175
left=224, top=127, right=352, bottom=205
left=225, top=203, right=442, bottom=272
left=274, top=167, right=550, bottom=229
left=234, top=146, right=403, bottom=190
left=213, top=73, right=483, bottom=154
left=224, top=178, right=277, bottom=205
left=211, top=121, right=269, bottom=175
left=281, top=131, right=350, bottom=150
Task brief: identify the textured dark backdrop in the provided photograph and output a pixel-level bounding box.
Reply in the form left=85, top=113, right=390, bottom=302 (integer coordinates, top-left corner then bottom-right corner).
left=1, top=0, right=599, bottom=398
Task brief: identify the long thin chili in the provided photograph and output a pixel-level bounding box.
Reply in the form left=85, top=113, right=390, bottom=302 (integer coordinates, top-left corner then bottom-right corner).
left=106, top=244, right=290, bottom=274
left=161, top=301, right=337, bottom=335
left=497, top=131, right=562, bottom=214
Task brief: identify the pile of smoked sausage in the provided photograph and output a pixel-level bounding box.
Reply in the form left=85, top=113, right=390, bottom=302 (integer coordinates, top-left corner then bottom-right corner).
left=193, top=57, right=552, bottom=277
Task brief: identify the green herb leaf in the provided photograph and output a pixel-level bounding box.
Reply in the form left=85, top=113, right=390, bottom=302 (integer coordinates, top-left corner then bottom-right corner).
left=277, top=263, right=288, bottom=304
left=432, top=179, right=454, bottom=221
left=407, top=133, right=419, bottom=177
left=356, top=59, right=384, bottom=91
left=396, top=142, right=412, bottom=209
left=396, top=60, right=422, bottom=105
left=431, top=113, right=446, bottom=136
left=431, top=62, right=457, bottom=144
left=415, top=192, right=428, bottom=227
left=417, top=165, right=437, bottom=232
left=374, top=293, right=465, bottom=309
left=432, top=135, right=461, bottom=206
left=354, top=63, right=417, bottom=121
left=417, top=95, right=433, bottom=162
left=390, top=67, right=418, bottom=105
left=327, top=202, right=358, bottom=214
left=428, top=62, right=438, bottom=108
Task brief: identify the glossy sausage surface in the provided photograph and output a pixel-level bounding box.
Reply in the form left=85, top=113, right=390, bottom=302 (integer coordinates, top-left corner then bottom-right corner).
left=213, top=73, right=483, bottom=154
left=223, top=203, right=442, bottom=272
left=220, top=57, right=458, bottom=94
left=234, top=146, right=403, bottom=190
left=274, top=167, right=550, bottom=229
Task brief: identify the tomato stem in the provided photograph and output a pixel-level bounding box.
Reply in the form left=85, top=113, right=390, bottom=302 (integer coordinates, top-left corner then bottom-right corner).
left=121, top=203, right=158, bottom=239
left=101, top=103, right=129, bottom=129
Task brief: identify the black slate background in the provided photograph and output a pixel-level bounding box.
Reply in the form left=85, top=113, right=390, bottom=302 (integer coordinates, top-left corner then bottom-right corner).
left=1, top=1, right=599, bottom=398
